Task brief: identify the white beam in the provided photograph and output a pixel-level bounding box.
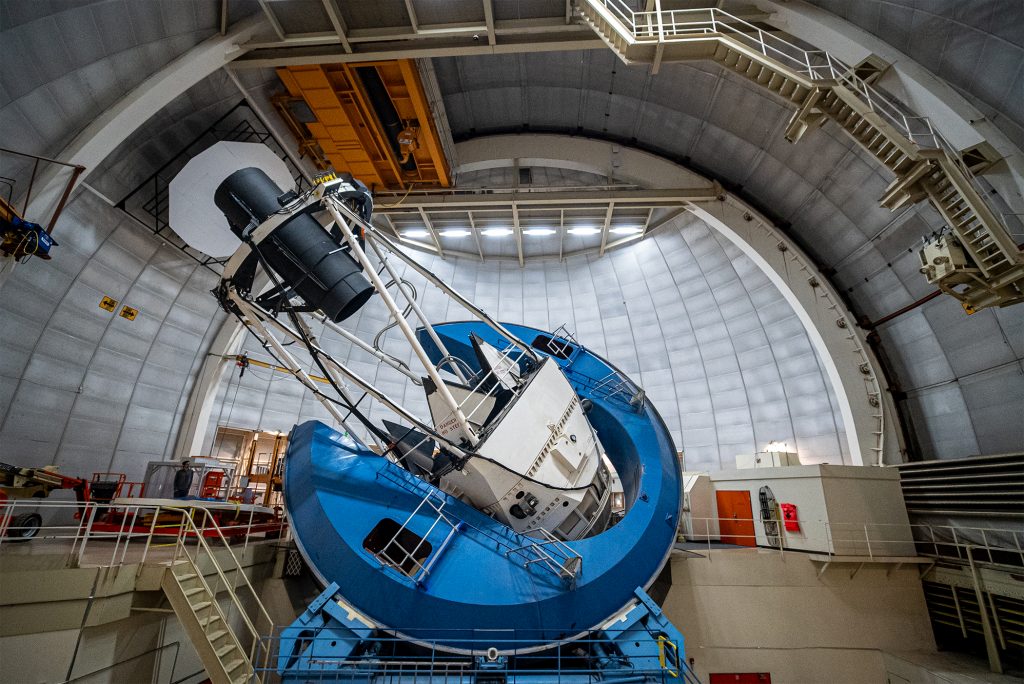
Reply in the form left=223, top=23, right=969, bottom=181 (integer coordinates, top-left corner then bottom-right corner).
left=512, top=202, right=524, bottom=267
left=321, top=0, right=353, bottom=52
left=419, top=207, right=445, bottom=257
left=483, top=0, right=496, bottom=45
left=404, top=0, right=420, bottom=32
left=468, top=210, right=484, bottom=260
left=558, top=208, right=565, bottom=262
left=257, top=0, right=286, bottom=41
left=598, top=201, right=614, bottom=256
left=373, top=187, right=717, bottom=212
left=233, top=27, right=602, bottom=67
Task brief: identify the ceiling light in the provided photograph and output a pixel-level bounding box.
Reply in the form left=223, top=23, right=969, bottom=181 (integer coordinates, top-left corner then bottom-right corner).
left=439, top=229, right=471, bottom=237
left=481, top=228, right=513, bottom=237
left=610, top=225, right=643, bottom=235
left=567, top=226, right=601, bottom=236
left=402, top=229, right=430, bottom=239
left=523, top=228, right=556, bottom=236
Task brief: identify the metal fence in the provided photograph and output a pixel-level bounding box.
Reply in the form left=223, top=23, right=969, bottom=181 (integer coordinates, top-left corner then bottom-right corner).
left=0, top=497, right=286, bottom=570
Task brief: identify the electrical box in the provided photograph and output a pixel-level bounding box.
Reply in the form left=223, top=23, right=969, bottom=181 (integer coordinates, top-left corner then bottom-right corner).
left=918, top=233, right=971, bottom=284
left=735, top=451, right=800, bottom=469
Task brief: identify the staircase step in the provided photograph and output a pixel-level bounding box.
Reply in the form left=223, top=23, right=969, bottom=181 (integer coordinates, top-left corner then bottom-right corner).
left=200, top=614, right=224, bottom=629
left=184, top=587, right=207, bottom=598
left=208, top=629, right=230, bottom=644
left=216, top=643, right=239, bottom=659
left=192, top=600, right=213, bottom=612
left=225, top=659, right=247, bottom=673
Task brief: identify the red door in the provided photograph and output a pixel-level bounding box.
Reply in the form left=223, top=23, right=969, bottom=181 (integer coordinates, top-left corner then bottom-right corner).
left=716, top=490, right=756, bottom=547
left=710, top=674, right=771, bottom=684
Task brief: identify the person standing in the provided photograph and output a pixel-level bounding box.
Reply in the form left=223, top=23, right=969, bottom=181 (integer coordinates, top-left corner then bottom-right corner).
left=173, top=459, right=194, bottom=498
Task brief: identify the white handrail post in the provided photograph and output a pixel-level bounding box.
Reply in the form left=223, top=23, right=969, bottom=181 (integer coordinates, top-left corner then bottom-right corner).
left=118, top=506, right=140, bottom=568
left=0, top=499, right=16, bottom=550
left=139, top=505, right=160, bottom=573
left=655, top=0, right=663, bottom=42
left=76, top=504, right=99, bottom=568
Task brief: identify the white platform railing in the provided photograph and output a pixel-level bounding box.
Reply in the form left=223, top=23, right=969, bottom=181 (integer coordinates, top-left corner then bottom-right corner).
left=583, top=0, right=984, bottom=181
left=0, top=498, right=286, bottom=570
left=679, top=514, right=1024, bottom=566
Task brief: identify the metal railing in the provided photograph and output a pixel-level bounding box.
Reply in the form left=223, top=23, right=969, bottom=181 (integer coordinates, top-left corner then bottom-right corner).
left=256, top=629, right=698, bottom=683
left=583, top=1, right=983, bottom=178
left=171, top=506, right=276, bottom=677
left=0, top=498, right=286, bottom=570
left=680, top=514, right=1024, bottom=567
left=505, top=528, right=584, bottom=585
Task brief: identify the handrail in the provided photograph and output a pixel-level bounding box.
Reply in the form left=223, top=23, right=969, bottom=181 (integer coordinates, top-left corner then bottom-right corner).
left=583, top=0, right=1001, bottom=201
left=171, top=506, right=274, bottom=672
left=581, top=0, right=1019, bottom=280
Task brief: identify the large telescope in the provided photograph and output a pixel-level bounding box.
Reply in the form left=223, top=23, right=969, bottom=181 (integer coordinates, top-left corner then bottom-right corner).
left=214, top=167, right=374, bottom=322
left=207, top=168, right=688, bottom=681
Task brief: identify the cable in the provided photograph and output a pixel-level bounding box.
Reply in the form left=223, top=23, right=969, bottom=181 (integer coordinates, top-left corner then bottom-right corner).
left=375, top=181, right=417, bottom=209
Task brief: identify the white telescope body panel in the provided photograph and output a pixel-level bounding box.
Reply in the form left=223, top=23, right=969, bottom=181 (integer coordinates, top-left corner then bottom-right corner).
left=169, top=141, right=294, bottom=257
left=440, top=358, right=612, bottom=539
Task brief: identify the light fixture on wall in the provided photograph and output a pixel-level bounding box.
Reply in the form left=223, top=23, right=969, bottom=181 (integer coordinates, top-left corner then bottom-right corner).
left=567, top=226, right=600, bottom=235
left=523, top=228, right=556, bottom=236
left=402, top=229, right=430, bottom=239
left=439, top=229, right=471, bottom=237
left=481, top=228, right=513, bottom=237
left=610, top=225, right=643, bottom=235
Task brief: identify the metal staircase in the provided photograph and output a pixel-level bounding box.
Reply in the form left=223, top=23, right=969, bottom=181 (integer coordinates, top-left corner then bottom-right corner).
left=578, top=0, right=1024, bottom=313
left=160, top=508, right=274, bottom=684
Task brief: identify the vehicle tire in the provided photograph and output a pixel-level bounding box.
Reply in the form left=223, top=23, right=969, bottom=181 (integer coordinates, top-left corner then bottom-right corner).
left=8, top=513, right=42, bottom=541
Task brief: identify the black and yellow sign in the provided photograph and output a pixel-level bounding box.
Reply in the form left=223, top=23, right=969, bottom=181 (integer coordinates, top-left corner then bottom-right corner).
left=313, top=170, right=338, bottom=184
left=119, top=305, right=138, bottom=321
left=99, top=296, right=118, bottom=312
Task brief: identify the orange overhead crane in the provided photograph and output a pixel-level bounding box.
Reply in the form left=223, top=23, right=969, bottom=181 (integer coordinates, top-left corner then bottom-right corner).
left=274, top=59, right=451, bottom=191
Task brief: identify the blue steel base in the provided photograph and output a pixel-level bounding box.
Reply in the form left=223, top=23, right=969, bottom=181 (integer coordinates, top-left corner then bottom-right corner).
left=276, top=583, right=692, bottom=683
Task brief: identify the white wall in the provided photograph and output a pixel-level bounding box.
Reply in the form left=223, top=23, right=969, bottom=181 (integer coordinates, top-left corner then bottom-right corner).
left=664, top=548, right=936, bottom=683
left=708, top=465, right=916, bottom=555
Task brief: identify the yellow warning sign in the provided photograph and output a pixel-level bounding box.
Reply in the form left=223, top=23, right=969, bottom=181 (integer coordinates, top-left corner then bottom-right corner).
left=119, top=305, right=138, bottom=321
left=99, top=296, right=118, bottom=312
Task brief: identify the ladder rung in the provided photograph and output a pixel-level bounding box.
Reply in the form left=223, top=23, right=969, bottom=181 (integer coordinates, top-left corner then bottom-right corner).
left=184, top=587, right=206, bottom=598
left=192, top=600, right=213, bottom=611
left=208, top=629, right=229, bottom=643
